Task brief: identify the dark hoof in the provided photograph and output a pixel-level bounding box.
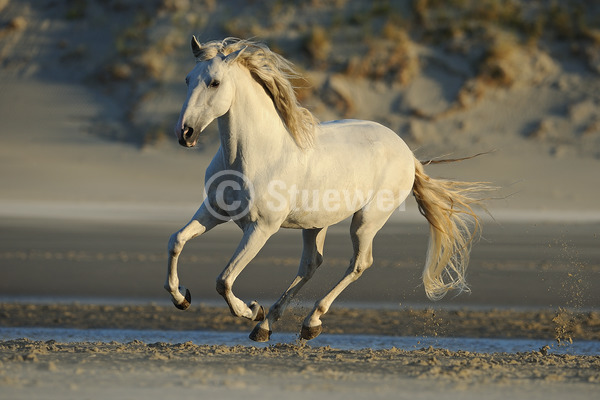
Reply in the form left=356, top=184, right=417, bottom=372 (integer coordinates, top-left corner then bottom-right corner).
left=300, top=324, right=322, bottom=340
left=255, top=305, right=266, bottom=321
left=249, top=325, right=272, bottom=342
left=249, top=302, right=266, bottom=321
left=174, top=289, right=191, bottom=310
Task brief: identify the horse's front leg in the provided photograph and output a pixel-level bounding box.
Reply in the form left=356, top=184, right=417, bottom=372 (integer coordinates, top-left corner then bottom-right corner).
left=165, top=205, right=223, bottom=310
left=216, top=223, right=275, bottom=321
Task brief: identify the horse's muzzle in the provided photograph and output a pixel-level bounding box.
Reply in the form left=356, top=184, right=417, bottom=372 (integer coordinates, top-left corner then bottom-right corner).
left=179, top=125, right=198, bottom=147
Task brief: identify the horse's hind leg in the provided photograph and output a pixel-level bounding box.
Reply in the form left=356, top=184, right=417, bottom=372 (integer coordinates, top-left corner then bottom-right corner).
left=249, top=227, right=327, bottom=342
left=165, top=205, right=223, bottom=310
left=301, top=209, right=392, bottom=340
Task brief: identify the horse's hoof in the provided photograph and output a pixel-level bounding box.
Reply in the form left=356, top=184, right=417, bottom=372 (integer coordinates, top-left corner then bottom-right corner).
left=300, top=324, right=322, bottom=340
left=174, top=289, right=191, bottom=310
left=256, top=305, right=266, bottom=321
left=249, top=302, right=266, bottom=321
left=249, top=325, right=272, bottom=342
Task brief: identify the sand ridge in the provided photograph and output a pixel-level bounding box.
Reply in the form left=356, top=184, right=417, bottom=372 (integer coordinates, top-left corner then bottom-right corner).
left=0, top=337, right=598, bottom=400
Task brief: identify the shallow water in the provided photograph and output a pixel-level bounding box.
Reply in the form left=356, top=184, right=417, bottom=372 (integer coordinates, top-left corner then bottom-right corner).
left=1, top=326, right=598, bottom=355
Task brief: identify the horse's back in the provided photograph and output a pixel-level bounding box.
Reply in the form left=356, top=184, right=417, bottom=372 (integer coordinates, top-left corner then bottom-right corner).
left=318, top=119, right=411, bottom=156
left=308, top=118, right=415, bottom=197
left=316, top=119, right=414, bottom=176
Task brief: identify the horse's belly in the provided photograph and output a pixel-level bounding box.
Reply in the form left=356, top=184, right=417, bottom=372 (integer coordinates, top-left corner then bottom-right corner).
left=278, top=179, right=411, bottom=229
left=281, top=207, right=355, bottom=229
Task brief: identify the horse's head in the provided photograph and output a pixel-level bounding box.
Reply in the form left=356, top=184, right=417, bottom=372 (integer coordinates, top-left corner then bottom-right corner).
left=175, top=36, right=245, bottom=147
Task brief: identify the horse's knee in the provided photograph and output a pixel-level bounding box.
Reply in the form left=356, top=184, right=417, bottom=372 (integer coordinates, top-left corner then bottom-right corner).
left=168, top=231, right=187, bottom=257
left=215, top=278, right=229, bottom=296
left=168, top=233, right=180, bottom=256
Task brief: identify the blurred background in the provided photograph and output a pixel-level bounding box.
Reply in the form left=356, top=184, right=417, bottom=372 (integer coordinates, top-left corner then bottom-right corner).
left=1, top=0, right=599, bottom=212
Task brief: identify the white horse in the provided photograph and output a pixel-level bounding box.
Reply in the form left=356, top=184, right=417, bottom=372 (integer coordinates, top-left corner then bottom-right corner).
left=165, top=37, right=489, bottom=342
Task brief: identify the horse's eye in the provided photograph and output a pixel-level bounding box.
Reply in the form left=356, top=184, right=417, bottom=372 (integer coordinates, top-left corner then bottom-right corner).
left=185, top=77, right=189, bottom=85
left=209, top=80, right=220, bottom=88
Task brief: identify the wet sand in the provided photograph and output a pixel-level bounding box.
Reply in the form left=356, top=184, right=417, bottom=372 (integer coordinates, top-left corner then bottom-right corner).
left=2, top=216, right=599, bottom=308
left=1, top=303, right=600, bottom=342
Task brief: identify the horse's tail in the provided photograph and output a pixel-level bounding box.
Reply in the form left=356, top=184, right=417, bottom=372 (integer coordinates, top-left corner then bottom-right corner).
left=412, top=156, right=490, bottom=301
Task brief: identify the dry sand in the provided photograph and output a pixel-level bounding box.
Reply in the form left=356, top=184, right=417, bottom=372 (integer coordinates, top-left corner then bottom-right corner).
left=1, top=337, right=599, bottom=400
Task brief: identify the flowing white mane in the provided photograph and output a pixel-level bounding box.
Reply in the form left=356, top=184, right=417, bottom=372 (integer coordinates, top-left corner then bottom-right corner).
left=194, top=37, right=317, bottom=148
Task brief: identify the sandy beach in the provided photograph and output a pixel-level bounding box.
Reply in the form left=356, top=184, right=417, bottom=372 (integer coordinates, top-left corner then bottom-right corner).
left=1, top=0, right=600, bottom=398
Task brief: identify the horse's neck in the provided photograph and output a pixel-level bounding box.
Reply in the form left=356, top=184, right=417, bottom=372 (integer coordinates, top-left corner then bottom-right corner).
left=217, top=67, right=296, bottom=170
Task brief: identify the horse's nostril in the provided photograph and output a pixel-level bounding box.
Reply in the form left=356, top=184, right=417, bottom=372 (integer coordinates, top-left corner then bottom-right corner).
left=182, top=126, right=194, bottom=139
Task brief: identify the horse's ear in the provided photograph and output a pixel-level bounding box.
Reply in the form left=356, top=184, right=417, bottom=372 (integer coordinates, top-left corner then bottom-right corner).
left=223, top=46, right=247, bottom=65
left=191, top=35, right=202, bottom=58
